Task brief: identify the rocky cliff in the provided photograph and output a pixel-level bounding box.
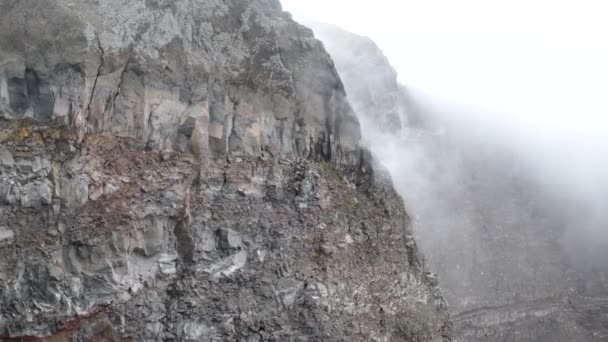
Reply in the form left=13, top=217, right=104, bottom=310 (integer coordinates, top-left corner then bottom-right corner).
left=0, top=0, right=451, bottom=341
left=307, top=23, right=410, bottom=134
left=310, top=23, right=608, bottom=341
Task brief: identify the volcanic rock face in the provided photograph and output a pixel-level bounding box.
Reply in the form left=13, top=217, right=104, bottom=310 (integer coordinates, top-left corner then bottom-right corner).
left=311, top=23, right=608, bottom=342
left=0, top=1, right=450, bottom=341
left=0, top=0, right=361, bottom=164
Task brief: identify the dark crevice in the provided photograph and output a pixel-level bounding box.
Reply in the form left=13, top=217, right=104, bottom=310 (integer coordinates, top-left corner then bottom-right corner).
left=108, top=50, right=133, bottom=129
left=173, top=220, right=195, bottom=266
left=85, top=32, right=105, bottom=125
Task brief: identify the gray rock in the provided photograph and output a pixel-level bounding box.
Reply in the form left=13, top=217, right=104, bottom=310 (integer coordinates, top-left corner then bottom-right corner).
left=20, top=180, right=52, bottom=208
left=88, top=186, right=104, bottom=201
left=205, top=250, right=248, bottom=279
left=162, top=183, right=185, bottom=209
left=15, top=156, right=52, bottom=176
left=0, top=146, right=14, bottom=168
left=216, top=228, right=243, bottom=250
left=0, top=178, right=20, bottom=205
left=425, top=272, right=440, bottom=287
left=199, top=228, right=217, bottom=253
left=103, top=182, right=120, bottom=195
left=61, top=175, right=89, bottom=208
left=0, top=227, right=14, bottom=244
left=144, top=218, right=167, bottom=257
left=276, top=278, right=305, bottom=307
left=158, top=254, right=178, bottom=275
left=178, top=321, right=213, bottom=340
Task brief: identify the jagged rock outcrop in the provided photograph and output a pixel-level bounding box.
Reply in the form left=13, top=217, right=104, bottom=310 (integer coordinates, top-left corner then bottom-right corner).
left=0, top=1, right=451, bottom=341
left=311, top=23, right=608, bottom=341
left=0, top=0, right=362, bottom=164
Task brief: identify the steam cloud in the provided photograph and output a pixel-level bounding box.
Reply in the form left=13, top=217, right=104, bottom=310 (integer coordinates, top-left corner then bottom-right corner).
left=282, top=0, right=608, bottom=310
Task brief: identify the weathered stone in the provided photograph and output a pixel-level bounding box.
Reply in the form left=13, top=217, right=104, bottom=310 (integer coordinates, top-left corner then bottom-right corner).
left=103, top=182, right=120, bottom=195
left=425, top=272, right=440, bottom=287
left=17, top=156, right=52, bottom=176
left=178, top=321, right=213, bottom=340
left=276, top=278, right=305, bottom=307
left=205, top=250, right=248, bottom=279
left=144, top=219, right=166, bottom=257
left=0, top=227, right=14, bottom=244
left=158, top=254, right=177, bottom=275
left=199, top=228, right=216, bottom=253
left=61, top=175, right=89, bottom=208
left=0, top=146, right=14, bottom=168
left=88, top=186, right=104, bottom=201
left=162, top=183, right=185, bottom=209
left=215, top=228, right=243, bottom=251
left=0, top=178, right=20, bottom=205
left=20, top=180, right=52, bottom=208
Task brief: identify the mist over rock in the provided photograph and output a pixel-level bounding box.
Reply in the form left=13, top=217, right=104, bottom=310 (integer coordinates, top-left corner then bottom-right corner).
left=310, top=23, right=411, bottom=133
left=0, top=1, right=451, bottom=340
left=310, top=22, right=608, bottom=342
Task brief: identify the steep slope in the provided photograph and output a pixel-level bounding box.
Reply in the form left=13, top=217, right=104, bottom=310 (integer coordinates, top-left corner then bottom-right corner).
left=0, top=0, right=451, bottom=341
left=310, top=23, right=608, bottom=341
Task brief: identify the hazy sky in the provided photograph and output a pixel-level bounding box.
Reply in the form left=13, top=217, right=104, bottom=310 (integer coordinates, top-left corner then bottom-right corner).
left=281, top=0, right=608, bottom=136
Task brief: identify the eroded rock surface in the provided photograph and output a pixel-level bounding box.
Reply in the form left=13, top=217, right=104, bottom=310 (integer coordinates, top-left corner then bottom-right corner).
left=0, top=1, right=450, bottom=341
left=0, top=0, right=360, bottom=164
